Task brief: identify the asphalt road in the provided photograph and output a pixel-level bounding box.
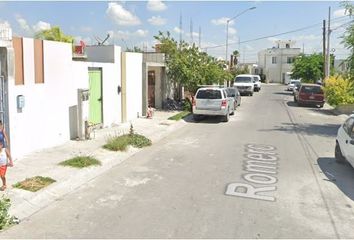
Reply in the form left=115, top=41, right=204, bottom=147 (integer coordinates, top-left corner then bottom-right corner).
left=2, top=84, right=354, bottom=239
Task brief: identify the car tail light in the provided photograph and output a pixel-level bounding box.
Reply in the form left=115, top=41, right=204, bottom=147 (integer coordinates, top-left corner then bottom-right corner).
left=221, top=100, right=227, bottom=109
left=192, top=97, right=196, bottom=106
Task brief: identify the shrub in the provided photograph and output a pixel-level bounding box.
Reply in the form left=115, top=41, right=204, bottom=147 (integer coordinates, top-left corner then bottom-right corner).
left=324, top=75, right=354, bottom=106
left=103, top=134, right=152, bottom=151
left=183, top=98, right=192, bottom=112
left=59, top=156, right=101, bottom=168
left=168, top=111, right=190, bottom=121
left=0, top=196, right=15, bottom=230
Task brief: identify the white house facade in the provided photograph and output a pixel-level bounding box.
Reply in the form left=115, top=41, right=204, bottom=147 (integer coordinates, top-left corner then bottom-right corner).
left=258, top=40, right=301, bottom=83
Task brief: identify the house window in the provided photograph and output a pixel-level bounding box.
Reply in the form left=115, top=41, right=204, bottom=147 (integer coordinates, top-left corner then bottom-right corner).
left=287, top=57, right=294, bottom=64
left=13, top=37, right=24, bottom=85
left=34, top=39, right=44, bottom=84
left=286, top=43, right=290, bottom=48
left=272, top=57, right=277, bottom=64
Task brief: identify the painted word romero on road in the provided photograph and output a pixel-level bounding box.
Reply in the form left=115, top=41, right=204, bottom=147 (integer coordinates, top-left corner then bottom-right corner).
left=225, top=144, right=279, bottom=202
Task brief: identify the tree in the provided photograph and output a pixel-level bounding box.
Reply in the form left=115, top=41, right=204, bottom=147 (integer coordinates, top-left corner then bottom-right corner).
left=232, top=50, right=240, bottom=66
left=154, top=31, right=232, bottom=94
left=341, top=1, right=354, bottom=79
left=291, top=53, right=324, bottom=83
left=35, top=26, right=73, bottom=43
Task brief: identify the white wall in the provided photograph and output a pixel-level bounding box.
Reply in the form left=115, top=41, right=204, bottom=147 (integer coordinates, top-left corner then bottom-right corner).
left=9, top=39, right=74, bottom=159
left=124, top=52, right=142, bottom=122
left=8, top=40, right=122, bottom=159
left=72, top=59, right=122, bottom=127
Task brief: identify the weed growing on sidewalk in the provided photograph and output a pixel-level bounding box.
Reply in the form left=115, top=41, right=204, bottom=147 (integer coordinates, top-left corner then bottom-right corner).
left=0, top=196, right=16, bottom=230
left=103, top=134, right=152, bottom=151
left=168, top=111, right=190, bottom=121
left=13, top=176, right=56, bottom=192
left=59, top=156, right=101, bottom=168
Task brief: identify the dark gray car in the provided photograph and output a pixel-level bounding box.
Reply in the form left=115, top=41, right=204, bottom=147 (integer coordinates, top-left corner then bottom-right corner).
left=227, top=87, right=241, bottom=109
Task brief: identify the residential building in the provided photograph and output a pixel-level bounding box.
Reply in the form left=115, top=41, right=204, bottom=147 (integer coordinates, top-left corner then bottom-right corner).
left=258, top=40, right=301, bottom=83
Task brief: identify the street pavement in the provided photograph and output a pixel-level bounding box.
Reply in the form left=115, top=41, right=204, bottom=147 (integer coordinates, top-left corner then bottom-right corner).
left=1, top=84, right=354, bottom=238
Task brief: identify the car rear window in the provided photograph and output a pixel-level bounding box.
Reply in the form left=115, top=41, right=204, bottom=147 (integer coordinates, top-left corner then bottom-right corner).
left=196, top=89, right=222, bottom=99
left=301, top=86, right=323, bottom=94
left=235, top=76, right=252, bottom=83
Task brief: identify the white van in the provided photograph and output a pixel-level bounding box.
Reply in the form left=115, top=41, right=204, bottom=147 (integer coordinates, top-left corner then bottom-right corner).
left=252, top=75, right=261, bottom=92
left=233, top=74, right=255, bottom=96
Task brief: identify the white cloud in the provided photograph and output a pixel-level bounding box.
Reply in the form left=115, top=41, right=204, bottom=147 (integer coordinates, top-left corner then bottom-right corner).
left=147, top=0, right=167, bottom=12
left=173, top=26, right=183, bottom=34
left=15, top=15, right=31, bottom=33
left=228, top=26, right=237, bottom=35
left=33, top=21, right=51, bottom=33
left=135, top=29, right=148, bottom=37
left=211, top=17, right=234, bottom=26
left=333, top=8, right=350, bottom=18
left=111, top=29, right=149, bottom=40
left=15, top=15, right=51, bottom=35
left=106, top=2, right=141, bottom=26
left=148, top=16, right=166, bottom=26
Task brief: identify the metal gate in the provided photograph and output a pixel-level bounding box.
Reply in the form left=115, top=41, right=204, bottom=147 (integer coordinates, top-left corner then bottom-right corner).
left=0, top=75, right=9, bottom=148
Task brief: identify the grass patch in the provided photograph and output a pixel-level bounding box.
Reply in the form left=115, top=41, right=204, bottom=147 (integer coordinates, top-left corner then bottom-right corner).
left=103, top=133, right=152, bottom=151
left=13, top=176, right=56, bottom=192
left=168, top=111, right=191, bottom=121
left=59, top=156, right=101, bottom=168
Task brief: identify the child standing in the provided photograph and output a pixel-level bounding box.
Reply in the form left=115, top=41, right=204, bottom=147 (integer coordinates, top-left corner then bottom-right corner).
left=0, top=141, right=13, bottom=191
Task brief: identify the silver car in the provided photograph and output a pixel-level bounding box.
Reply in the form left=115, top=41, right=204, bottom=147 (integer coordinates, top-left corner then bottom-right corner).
left=192, top=87, right=235, bottom=122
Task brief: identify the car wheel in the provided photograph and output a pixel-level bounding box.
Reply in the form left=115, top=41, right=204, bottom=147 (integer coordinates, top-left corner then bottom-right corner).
left=250, top=92, right=253, bottom=96
left=223, top=111, right=230, bottom=122
left=319, top=104, right=324, bottom=108
left=335, top=142, right=346, bottom=163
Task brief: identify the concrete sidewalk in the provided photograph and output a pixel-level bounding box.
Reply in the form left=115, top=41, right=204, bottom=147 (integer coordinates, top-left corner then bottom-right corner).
left=3, top=110, right=188, bottom=221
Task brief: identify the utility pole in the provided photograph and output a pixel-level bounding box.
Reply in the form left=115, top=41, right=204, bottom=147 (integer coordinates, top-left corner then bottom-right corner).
left=199, top=26, right=201, bottom=49
left=179, top=13, right=182, bottom=48
left=323, top=19, right=326, bottom=78
left=326, top=7, right=331, bottom=79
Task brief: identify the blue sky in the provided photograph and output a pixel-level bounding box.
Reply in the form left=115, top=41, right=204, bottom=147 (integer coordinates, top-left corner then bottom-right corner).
left=0, top=1, right=351, bottom=62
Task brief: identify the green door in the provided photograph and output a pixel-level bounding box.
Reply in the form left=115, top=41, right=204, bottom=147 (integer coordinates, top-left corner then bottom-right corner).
left=88, top=69, right=102, bottom=124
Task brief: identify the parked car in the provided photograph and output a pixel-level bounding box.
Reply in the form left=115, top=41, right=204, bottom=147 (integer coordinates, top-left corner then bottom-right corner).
left=292, top=81, right=302, bottom=95
left=192, top=86, right=235, bottom=122
left=294, top=83, right=324, bottom=108
left=226, top=87, right=241, bottom=109
left=287, top=79, right=301, bottom=91
left=233, top=74, right=255, bottom=96
left=253, top=75, right=261, bottom=92
left=335, top=114, right=354, bottom=167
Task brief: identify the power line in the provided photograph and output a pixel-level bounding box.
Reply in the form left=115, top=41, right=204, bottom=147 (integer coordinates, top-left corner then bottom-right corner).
left=202, top=16, right=351, bottom=50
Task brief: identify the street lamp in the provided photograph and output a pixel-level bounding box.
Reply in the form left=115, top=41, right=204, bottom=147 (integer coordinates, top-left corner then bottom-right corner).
left=225, top=7, right=256, bottom=67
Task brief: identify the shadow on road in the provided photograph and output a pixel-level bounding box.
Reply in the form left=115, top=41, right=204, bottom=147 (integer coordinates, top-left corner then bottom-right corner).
left=317, top=157, right=354, bottom=201
left=273, top=91, right=293, bottom=96
left=308, top=108, right=336, bottom=116
left=259, top=122, right=340, bottom=137
left=183, top=114, right=226, bottom=124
